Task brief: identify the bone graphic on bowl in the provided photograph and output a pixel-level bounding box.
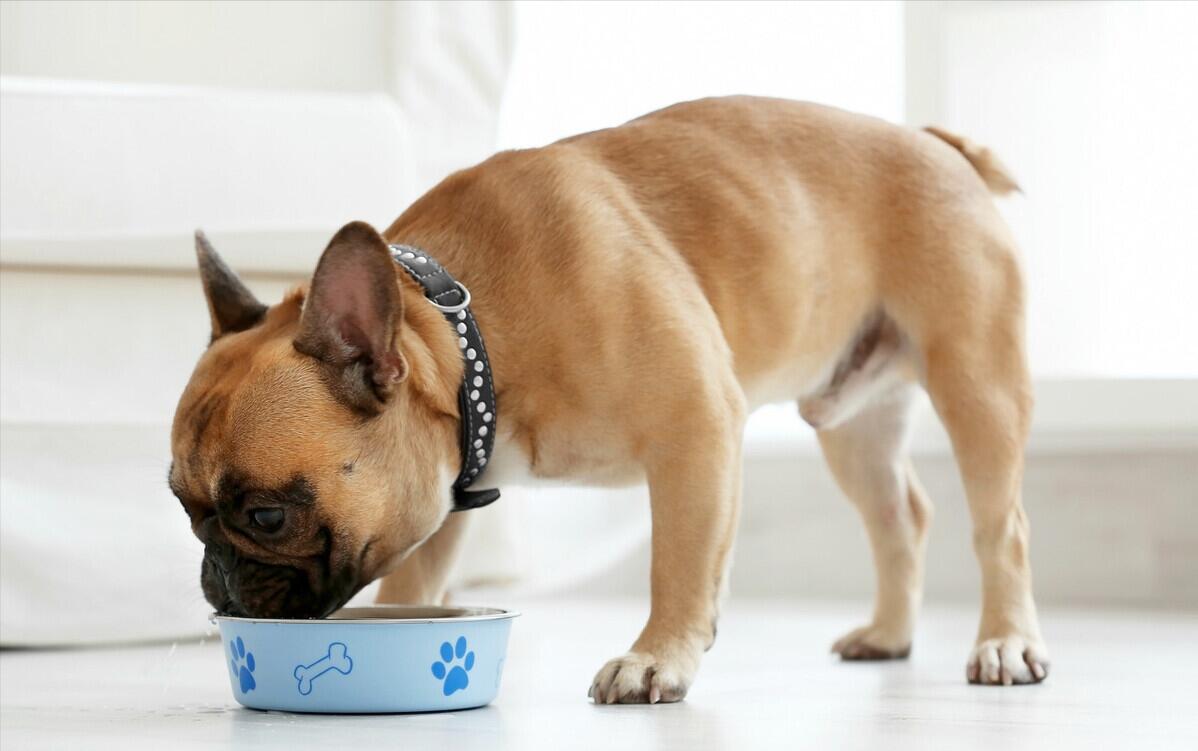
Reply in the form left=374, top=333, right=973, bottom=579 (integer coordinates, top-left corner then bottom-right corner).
left=294, top=642, right=354, bottom=695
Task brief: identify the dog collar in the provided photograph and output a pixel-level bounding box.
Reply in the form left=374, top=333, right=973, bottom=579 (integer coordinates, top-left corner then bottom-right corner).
left=390, top=244, right=500, bottom=513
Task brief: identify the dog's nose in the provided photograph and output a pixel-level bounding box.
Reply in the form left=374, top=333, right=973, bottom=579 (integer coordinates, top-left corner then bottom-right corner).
left=198, top=517, right=237, bottom=568
left=196, top=514, right=223, bottom=546
left=205, top=544, right=236, bottom=576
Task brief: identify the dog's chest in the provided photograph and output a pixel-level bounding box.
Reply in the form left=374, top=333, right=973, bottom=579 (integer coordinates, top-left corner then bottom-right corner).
left=476, top=429, right=645, bottom=490
left=743, top=354, right=840, bottom=411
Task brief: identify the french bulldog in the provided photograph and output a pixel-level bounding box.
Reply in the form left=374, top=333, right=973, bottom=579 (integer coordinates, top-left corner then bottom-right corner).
left=169, top=97, right=1048, bottom=702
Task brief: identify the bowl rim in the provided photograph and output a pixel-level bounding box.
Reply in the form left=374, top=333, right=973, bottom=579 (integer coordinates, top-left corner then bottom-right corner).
left=211, top=604, right=520, bottom=625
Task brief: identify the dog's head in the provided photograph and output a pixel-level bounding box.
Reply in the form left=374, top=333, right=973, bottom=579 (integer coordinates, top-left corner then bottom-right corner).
left=169, top=222, right=460, bottom=618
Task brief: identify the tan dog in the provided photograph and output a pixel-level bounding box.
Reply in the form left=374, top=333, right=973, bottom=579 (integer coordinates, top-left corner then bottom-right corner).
left=170, top=97, right=1048, bottom=702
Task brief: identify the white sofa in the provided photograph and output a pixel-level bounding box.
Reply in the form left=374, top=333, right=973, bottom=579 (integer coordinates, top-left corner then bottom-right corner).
left=0, top=0, right=517, bottom=645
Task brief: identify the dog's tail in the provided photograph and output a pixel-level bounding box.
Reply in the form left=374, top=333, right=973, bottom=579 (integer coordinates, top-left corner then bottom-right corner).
left=923, top=126, right=1021, bottom=195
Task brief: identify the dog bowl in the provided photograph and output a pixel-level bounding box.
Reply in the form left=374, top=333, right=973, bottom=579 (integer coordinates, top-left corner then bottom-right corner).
left=213, top=605, right=518, bottom=713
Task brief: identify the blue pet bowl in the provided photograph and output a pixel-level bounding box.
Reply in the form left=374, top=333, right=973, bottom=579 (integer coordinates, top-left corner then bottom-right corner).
left=213, top=605, right=517, bottom=713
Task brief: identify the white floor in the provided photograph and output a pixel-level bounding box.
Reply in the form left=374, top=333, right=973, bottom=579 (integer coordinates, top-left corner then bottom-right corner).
left=2, top=598, right=1196, bottom=750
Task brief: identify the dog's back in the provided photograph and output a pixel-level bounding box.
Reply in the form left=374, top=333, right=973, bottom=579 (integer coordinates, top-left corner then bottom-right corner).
left=388, top=96, right=1022, bottom=413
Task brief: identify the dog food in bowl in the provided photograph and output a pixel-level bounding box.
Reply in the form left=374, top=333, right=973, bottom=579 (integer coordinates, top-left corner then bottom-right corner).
left=213, top=605, right=518, bottom=713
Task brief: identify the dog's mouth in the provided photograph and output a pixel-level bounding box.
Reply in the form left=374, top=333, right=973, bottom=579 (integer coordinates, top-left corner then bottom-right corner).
left=202, top=549, right=364, bottom=620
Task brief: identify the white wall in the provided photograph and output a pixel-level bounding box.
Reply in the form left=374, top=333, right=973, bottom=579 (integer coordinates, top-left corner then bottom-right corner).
left=498, top=0, right=904, bottom=149
left=907, top=0, right=1198, bottom=378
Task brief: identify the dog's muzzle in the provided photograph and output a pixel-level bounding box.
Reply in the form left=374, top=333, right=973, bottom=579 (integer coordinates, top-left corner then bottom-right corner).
left=199, top=530, right=358, bottom=619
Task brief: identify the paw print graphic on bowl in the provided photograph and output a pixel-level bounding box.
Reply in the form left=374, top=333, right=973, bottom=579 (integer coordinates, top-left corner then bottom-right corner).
left=431, top=636, right=475, bottom=696
left=229, top=636, right=256, bottom=693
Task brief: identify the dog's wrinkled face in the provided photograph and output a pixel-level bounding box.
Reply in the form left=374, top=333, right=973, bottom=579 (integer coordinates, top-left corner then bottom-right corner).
left=170, top=224, right=455, bottom=618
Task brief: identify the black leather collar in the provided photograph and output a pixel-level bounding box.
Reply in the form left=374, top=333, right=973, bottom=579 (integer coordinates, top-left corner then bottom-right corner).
left=390, top=244, right=500, bottom=512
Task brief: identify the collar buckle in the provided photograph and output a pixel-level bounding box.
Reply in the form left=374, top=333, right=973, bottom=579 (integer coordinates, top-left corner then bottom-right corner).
left=427, top=280, right=472, bottom=314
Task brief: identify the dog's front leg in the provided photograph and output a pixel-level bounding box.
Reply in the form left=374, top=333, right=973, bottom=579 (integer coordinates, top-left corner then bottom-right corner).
left=375, top=511, right=470, bottom=606
left=589, top=410, right=744, bottom=704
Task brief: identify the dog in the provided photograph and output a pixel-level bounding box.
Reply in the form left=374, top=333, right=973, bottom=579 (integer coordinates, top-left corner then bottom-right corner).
left=169, top=96, right=1048, bottom=702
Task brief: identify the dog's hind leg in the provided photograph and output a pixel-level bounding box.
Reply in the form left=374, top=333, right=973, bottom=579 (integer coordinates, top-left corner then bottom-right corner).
left=921, top=311, right=1049, bottom=685
left=819, top=382, right=932, bottom=660
left=907, top=229, right=1048, bottom=684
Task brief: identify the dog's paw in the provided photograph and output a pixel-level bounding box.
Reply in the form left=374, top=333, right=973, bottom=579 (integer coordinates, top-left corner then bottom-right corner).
left=831, top=623, right=911, bottom=661
left=967, top=636, right=1049, bottom=685
left=588, top=650, right=694, bottom=705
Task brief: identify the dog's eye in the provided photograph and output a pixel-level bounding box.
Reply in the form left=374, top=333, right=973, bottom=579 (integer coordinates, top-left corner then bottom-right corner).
left=249, top=507, right=285, bottom=533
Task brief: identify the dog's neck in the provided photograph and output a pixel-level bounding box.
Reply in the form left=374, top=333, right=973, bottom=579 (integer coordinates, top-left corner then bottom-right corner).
left=395, top=272, right=463, bottom=420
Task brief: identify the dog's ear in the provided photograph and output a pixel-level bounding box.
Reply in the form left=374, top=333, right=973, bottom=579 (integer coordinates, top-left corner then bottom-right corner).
left=294, top=221, right=408, bottom=413
left=195, top=230, right=267, bottom=341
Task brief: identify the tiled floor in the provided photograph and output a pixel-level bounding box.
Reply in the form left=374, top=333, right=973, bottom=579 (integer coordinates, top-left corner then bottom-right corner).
left=2, top=598, right=1195, bottom=750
